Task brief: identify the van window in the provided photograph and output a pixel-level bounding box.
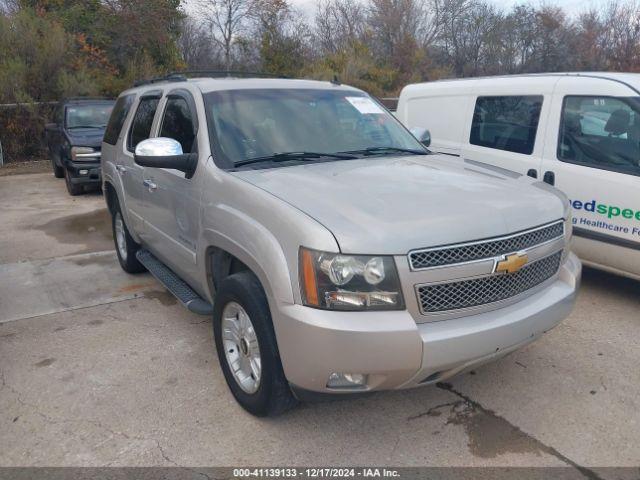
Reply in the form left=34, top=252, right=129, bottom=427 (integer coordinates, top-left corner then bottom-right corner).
left=159, top=97, right=196, bottom=154
left=104, top=95, right=134, bottom=145
left=128, top=97, right=159, bottom=152
left=558, top=96, right=640, bottom=176
left=470, top=96, right=543, bottom=155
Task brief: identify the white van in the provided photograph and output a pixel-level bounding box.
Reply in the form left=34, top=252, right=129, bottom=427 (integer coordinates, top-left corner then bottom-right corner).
left=397, top=73, right=640, bottom=281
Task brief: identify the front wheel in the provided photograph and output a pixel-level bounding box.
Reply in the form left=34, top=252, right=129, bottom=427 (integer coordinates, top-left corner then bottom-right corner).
left=112, top=199, right=146, bottom=274
left=51, top=156, right=64, bottom=178
left=213, top=271, right=297, bottom=416
left=64, top=168, right=83, bottom=196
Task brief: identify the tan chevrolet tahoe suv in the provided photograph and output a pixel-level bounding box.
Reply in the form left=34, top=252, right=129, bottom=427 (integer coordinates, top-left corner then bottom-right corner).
left=101, top=73, right=581, bottom=416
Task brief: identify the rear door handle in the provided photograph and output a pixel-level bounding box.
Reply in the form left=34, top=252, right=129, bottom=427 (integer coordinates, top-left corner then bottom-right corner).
left=116, top=165, right=126, bottom=175
left=543, top=171, right=555, bottom=186
left=143, top=179, right=157, bottom=192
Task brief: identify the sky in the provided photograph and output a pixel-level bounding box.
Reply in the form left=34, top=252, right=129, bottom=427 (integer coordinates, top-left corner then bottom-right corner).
left=278, top=0, right=614, bottom=17
left=185, top=0, right=615, bottom=20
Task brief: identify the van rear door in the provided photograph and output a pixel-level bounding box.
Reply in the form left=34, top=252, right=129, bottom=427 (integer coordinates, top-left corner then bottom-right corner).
left=541, top=76, right=640, bottom=278
left=460, top=79, right=553, bottom=178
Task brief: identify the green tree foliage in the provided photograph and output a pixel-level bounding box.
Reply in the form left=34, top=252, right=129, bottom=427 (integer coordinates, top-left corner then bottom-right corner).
left=0, top=0, right=184, bottom=103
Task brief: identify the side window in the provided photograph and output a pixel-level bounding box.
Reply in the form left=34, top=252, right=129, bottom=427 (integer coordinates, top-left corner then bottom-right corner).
left=159, top=97, right=196, bottom=154
left=127, top=97, right=160, bottom=152
left=470, top=96, right=543, bottom=155
left=558, top=96, right=640, bottom=176
left=104, top=95, right=134, bottom=145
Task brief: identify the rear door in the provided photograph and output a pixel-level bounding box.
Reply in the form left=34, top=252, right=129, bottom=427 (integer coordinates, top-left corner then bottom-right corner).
left=461, top=79, right=554, bottom=178
left=120, top=92, right=161, bottom=236
left=541, top=76, right=640, bottom=277
left=141, top=89, right=202, bottom=284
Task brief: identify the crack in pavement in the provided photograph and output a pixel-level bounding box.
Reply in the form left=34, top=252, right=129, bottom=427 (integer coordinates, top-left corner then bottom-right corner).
left=407, top=401, right=460, bottom=421
left=155, top=440, right=213, bottom=480
left=435, top=382, right=604, bottom=480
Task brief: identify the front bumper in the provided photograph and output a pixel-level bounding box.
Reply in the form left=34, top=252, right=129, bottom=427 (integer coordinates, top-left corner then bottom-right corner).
left=64, top=160, right=102, bottom=185
left=274, top=252, right=581, bottom=394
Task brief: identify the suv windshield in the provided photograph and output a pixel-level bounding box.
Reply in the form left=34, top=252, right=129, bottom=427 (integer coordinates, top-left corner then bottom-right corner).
left=204, top=89, right=426, bottom=168
left=66, top=104, right=114, bottom=129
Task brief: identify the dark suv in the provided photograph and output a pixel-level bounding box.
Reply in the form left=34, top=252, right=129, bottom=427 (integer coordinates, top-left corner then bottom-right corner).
left=45, top=98, right=115, bottom=195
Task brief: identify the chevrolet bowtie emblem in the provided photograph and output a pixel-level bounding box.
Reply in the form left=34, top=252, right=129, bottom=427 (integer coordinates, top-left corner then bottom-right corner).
left=495, top=252, right=528, bottom=274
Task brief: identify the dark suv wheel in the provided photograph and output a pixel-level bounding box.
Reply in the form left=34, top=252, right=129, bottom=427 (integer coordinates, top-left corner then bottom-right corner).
left=51, top=157, right=64, bottom=178
left=213, top=271, right=297, bottom=416
left=64, top=167, right=83, bottom=196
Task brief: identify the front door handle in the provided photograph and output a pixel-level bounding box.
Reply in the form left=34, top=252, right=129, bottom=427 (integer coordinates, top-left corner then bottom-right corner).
left=116, top=165, right=126, bottom=175
left=143, top=179, right=157, bottom=192
left=543, top=171, right=555, bottom=186
left=526, top=169, right=537, bottom=179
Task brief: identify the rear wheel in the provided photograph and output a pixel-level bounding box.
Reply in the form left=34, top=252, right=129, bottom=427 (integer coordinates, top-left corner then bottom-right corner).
left=112, top=199, right=146, bottom=274
left=213, top=271, right=297, bottom=416
left=64, top=167, right=83, bottom=196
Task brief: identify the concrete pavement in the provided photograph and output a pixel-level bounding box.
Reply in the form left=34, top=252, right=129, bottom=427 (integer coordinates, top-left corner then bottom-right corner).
left=1, top=172, right=639, bottom=474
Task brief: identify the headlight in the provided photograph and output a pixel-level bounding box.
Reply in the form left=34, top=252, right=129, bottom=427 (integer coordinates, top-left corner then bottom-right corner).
left=71, top=146, right=97, bottom=161
left=299, top=247, right=404, bottom=311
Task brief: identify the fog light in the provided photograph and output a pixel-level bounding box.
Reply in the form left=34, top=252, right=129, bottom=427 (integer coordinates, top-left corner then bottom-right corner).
left=326, top=372, right=368, bottom=389
left=79, top=169, right=89, bottom=175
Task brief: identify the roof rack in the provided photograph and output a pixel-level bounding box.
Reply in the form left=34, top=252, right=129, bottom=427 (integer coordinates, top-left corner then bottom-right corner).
left=133, top=70, right=290, bottom=87
left=176, top=70, right=290, bottom=79
left=133, top=73, right=188, bottom=87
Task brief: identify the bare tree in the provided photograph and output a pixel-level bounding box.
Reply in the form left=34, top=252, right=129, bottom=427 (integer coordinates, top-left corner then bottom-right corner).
left=602, top=1, right=640, bottom=71
left=314, top=0, right=367, bottom=54
left=179, top=17, right=222, bottom=69
left=368, top=0, right=430, bottom=59
left=438, top=0, right=502, bottom=76
left=198, top=0, right=253, bottom=69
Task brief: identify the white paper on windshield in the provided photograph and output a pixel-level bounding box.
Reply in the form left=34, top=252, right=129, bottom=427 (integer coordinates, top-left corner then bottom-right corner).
left=346, top=97, right=385, bottom=114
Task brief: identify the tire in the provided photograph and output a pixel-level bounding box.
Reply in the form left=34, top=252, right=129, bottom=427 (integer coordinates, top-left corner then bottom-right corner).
left=213, top=271, right=297, bottom=416
left=51, top=156, right=64, bottom=178
left=64, top=167, right=83, bottom=196
left=111, top=198, right=146, bottom=274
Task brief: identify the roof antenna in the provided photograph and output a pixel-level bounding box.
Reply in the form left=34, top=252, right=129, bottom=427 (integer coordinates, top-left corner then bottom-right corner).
left=331, top=74, right=341, bottom=85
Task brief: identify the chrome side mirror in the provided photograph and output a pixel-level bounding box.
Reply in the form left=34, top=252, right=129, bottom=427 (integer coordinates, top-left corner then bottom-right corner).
left=135, top=137, right=183, bottom=157
left=134, top=138, right=197, bottom=177
left=410, top=127, right=431, bottom=147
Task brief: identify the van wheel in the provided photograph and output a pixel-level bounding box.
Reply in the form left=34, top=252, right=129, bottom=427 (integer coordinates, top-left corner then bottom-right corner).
left=64, top=168, right=83, bottom=196
left=213, top=271, right=297, bottom=416
left=112, top=199, right=146, bottom=274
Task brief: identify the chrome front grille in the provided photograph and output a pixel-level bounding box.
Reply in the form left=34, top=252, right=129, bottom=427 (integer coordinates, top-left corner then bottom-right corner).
left=416, top=251, right=562, bottom=314
left=409, top=221, right=564, bottom=270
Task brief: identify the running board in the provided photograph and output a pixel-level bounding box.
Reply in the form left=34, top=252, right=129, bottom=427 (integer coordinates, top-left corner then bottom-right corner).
left=136, top=249, right=213, bottom=315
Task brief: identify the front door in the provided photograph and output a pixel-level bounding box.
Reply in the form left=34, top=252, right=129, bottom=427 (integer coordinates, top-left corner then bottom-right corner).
left=541, top=78, right=640, bottom=277
left=121, top=93, right=161, bottom=236
left=142, top=90, right=202, bottom=285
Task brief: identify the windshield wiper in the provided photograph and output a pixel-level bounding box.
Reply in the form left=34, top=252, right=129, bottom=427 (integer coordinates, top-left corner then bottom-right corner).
left=234, top=151, right=357, bottom=167
left=68, top=125, right=106, bottom=129
left=340, top=147, right=428, bottom=156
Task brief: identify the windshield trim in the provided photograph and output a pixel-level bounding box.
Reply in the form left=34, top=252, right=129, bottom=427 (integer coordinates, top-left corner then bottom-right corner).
left=203, top=88, right=427, bottom=171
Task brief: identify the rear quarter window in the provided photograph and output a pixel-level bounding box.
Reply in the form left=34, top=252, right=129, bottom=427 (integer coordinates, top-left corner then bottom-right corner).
left=470, top=95, right=543, bottom=155
left=104, top=94, right=134, bottom=145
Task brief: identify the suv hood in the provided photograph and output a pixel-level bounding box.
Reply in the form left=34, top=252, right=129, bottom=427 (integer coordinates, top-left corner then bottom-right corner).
left=231, top=156, right=566, bottom=254
left=66, top=128, right=105, bottom=149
